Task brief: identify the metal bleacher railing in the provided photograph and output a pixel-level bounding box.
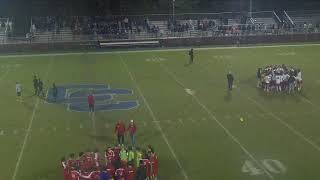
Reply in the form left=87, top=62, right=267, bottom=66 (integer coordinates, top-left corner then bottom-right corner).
left=0, top=17, right=11, bottom=44
left=1, top=11, right=320, bottom=45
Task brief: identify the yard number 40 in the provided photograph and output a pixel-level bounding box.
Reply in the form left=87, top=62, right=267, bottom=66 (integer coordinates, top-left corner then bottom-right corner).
left=242, top=159, right=287, bottom=176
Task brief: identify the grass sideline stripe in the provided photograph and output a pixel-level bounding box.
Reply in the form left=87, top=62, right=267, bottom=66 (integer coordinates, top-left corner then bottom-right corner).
left=11, top=59, right=54, bottom=180
left=1, top=43, right=320, bottom=59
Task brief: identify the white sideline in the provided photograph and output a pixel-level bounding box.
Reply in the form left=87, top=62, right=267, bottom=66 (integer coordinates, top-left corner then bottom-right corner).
left=248, top=97, right=320, bottom=152
left=119, top=55, right=190, bottom=180
left=11, top=59, right=53, bottom=180
left=158, top=62, right=274, bottom=180
left=1, top=43, right=320, bottom=59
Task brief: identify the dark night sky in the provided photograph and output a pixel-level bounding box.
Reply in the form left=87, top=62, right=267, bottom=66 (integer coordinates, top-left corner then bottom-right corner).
left=0, top=0, right=319, bottom=16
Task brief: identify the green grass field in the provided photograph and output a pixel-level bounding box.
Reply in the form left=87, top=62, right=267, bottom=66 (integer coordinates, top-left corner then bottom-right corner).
left=1, top=44, right=320, bottom=180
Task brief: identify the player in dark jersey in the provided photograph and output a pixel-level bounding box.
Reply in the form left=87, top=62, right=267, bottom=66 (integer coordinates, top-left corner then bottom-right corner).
left=52, top=83, right=58, bottom=102
left=33, top=75, right=38, bottom=95
left=38, top=78, right=44, bottom=97
left=189, top=48, right=194, bottom=64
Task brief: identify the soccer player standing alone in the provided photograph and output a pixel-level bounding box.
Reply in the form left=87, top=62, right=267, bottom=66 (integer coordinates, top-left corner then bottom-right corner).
left=52, top=83, right=58, bottom=102
left=33, top=75, right=38, bottom=95
left=16, top=82, right=22, bottom=102
left=127, top=120, right=137, bottom=147
left=115, top=120, right=126, bottom=145
left=227, top=71, right=234, bottom=91
left=87, top=93, right=95, bottom=117
left=189, top=48, right=194, bottom=64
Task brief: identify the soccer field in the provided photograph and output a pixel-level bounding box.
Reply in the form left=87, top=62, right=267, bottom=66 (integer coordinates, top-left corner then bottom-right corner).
left=1, top=44, right=320, bottom=180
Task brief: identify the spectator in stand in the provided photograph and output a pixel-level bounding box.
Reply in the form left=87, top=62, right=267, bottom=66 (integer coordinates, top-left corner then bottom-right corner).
left=127, top=119, right=137, bottom=147
left=115, top=120, right=126, bottom=145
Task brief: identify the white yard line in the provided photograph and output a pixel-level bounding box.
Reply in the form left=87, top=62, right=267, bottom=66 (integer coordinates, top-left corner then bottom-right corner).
left=158, top=62, right=274, bottom=180
left=0, top=68, right=10, bottom=81
left=248, top=97, right=320, bottom=152
left=91, top=114, right=98, bottom=146
left=299, top=96, right=320, bottom=110
left=119, top=55, right=190, bottom=180
left=1, top=43, right=320, bottom=59
left=11, top=59, right=53, bottom=180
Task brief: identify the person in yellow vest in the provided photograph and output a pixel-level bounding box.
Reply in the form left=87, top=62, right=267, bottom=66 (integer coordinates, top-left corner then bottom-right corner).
left=128, top=146, right=135, bottom=166
left=135, top=147, right=143, bottom=168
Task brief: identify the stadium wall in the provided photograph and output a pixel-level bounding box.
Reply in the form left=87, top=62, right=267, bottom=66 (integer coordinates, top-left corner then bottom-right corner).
left=1, top=33, right=320, bottom=53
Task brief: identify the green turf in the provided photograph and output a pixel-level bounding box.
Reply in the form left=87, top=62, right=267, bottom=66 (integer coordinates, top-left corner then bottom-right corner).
left=1, top=44, right=320, bottom=180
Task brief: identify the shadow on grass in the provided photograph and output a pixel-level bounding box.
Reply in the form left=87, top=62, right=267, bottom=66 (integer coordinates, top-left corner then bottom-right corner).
left=224, top=90, right=232, bottom=102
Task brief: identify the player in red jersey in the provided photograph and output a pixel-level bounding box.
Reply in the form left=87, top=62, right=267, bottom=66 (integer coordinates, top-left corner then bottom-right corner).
left=106, top=163, right=115, bottom=179
left=113, top=144, right=121, bottom=161
left=105, top=147, right=115, bottom=165
left=87, top=93, right=95, bottom=117
left=69, top=170, right=80, bottom=180
left=114, top=120, right=126, bottom=145
left=83, top=150, right=95, bottom=171
left=67, top=153, right=77, bottom=168
left=150, top=152, right=159, bottom=180
left=141, top=158, right=152, bottom=179
left=61, top=157, right=69, bottom=180
left=125, top=164, right=136, bottom=180
left=80, top=168, right=100, bottom=180
left=115, top=167, right=126, bottom=180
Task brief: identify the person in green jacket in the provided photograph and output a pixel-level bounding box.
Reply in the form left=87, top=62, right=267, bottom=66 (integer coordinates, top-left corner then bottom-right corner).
left=128, top=146, right=135, bottom=165
left=119, top=145, right=128, bottom=167
left=135, top=147, right=143, bottom=168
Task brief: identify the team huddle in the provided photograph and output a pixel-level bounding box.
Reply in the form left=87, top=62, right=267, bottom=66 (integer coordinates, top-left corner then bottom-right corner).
left=61, top=120, right=158, bottom=180
left=61, top=145, right=158, bottom=180
left=257, top=64, right=303, bottom=93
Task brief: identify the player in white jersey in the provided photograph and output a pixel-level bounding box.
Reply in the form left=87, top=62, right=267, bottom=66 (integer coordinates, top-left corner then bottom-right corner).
left=275, top=75, right=281, bottom=92
left=16, top=82, right=23, bottom=102
left=296, top=69, right=302, bottom=91
left=264, top=75, right=271, bottom=92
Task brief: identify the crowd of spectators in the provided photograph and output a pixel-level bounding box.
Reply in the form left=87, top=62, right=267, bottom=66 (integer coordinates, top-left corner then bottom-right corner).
left=0, top=19, right=12, bottom=33
left=26, top=14, right=320, bottom=40
left=31, top=16, right=161, bottom=39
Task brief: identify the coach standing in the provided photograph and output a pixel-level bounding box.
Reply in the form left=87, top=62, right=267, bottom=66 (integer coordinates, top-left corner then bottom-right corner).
left=87, top=92, right=95, bottom=117
left=115, top=120, right=126, bottom=145
left=127, top=120, right=137, bottom=147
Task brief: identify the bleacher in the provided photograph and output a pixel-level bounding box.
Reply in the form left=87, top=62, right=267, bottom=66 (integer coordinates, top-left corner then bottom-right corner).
left=0, top=18, right=9, bottom=44
left=287, top=11, right=320, bottom=26
left=3, top=10, right=320, bottom=45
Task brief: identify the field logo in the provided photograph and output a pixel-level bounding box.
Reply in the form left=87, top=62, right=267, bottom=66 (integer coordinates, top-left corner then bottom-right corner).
left=46, top=84, right=138, bottom=112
